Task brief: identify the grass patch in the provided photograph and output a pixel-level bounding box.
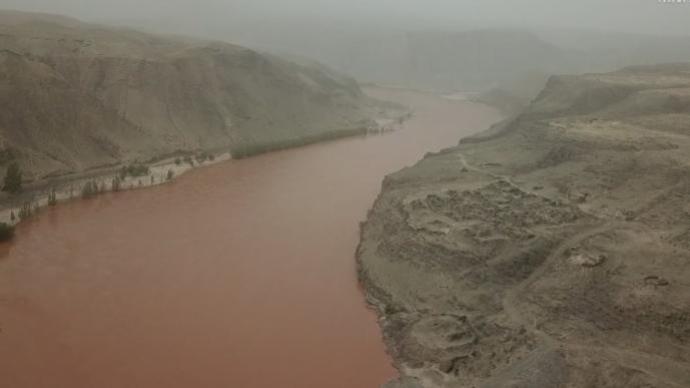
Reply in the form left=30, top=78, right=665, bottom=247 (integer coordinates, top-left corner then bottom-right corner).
left=119, top=164, right=150, bottom=179
left=230, top=128, right=367, bottom=159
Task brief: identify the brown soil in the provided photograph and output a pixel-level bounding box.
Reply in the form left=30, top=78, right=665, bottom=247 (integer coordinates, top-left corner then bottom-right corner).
left=359, top=65, right=690, bottom=387
left=0, top=10, right=387, bottom=184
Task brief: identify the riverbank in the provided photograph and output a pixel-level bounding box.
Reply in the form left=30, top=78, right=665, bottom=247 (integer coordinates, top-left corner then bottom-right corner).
left=0, top=151, right=230, bottom=225
left=0, top=108, right=409, bottom=227
left=0, top=10, right=391, bottom=185
left=0, top=86, right=499, bottom=388
left=358, top=65, right=690, bottom=387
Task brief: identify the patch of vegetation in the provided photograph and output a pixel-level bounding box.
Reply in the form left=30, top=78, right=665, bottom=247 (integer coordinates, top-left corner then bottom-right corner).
left=3, top=162, right=22, bottom=194
left=119, top=164, right=150, bottom=179
left=18, top=201, right=34, bottom=220
left=230, top=128, right=367, bottom=159
left=111, top=176, right=122, bottom=192
left=48, top=188, right=58, bottom=206
left=0, top=222, right=14, bottom=242
left=81, top=181, right=100, bottom=198
left=166, top=169, right=175, bottom=181
left=195, top=152, right=216, bottom=164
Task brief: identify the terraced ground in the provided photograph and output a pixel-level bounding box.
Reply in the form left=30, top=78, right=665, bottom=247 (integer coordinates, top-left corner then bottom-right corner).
left=360, top=64, right=690, bottom=388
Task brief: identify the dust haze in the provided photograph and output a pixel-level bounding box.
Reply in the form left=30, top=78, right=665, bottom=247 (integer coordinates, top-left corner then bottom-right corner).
left=3, top=0, right=690, bottom=94
left=1, top=1, right=690, bottom=388
left=1, top=0, right=689, bottom=35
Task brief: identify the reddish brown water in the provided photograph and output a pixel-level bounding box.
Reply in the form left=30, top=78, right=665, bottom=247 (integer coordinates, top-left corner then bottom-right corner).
left=0, top=88, right=499, bottom=388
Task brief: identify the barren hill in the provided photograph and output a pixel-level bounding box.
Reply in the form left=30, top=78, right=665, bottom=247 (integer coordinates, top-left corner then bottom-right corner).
left=0, top=11, right=379, bottom=181
left=360, top=64, right=690, bottom=387
left=231, top=25, right=571, bottom=93
left=401, top=29, right=572, bottom=92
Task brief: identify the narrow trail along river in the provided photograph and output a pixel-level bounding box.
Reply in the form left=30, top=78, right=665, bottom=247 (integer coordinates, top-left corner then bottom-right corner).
left=0, top=88, right=499, bottom=388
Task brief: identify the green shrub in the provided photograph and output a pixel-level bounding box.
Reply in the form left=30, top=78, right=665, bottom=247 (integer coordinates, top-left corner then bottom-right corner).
left=229, top=128, right=367, bottom=159
left=195, top=152, right=215, bottom=164
left=0, top=222, right=14, bottom=241
left=2, top=162, right=22, bottom=194
left=48, top=188, right=58, bottom=206
left=166, top=169, right=174, bottom=181
left=119, top=164, right=150, bottom=179
left=18, top=201, right=33, bottom=220
left=81, top=181, right=98, bottom=198
left=112, top=176, right=121, bottom=192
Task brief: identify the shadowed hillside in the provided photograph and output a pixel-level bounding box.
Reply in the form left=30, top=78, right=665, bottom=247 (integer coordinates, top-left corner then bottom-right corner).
left=0, top=11, right=383, bottom=181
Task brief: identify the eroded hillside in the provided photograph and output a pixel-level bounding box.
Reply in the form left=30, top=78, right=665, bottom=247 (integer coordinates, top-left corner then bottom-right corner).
left=360, top=64, right=690, bottom=387
left=0, top=11, right=381, bottom=181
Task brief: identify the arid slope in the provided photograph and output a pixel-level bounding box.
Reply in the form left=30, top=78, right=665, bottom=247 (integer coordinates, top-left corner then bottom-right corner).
left=360, top=64, right=690, bottom=387
left=0, top=11, right=379, bottom=181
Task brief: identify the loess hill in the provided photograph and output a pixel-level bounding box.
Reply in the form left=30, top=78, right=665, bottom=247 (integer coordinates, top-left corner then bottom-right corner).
left=0, top=11, right=380, bottom=181
left=360, top=64, right=690, bottom=388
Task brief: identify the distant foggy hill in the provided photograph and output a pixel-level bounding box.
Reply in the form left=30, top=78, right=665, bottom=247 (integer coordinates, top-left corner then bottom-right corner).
left=216, top=20, right=690, bottom=96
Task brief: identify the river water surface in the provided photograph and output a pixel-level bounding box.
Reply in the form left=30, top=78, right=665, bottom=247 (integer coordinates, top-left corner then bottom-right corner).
left=0, top=88, right=499, bottom=388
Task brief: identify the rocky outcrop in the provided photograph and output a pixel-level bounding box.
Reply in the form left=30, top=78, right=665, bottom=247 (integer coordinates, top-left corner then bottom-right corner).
left=360, top=64, right=690, bottom=387
left=0, top=11, right=382, bottom=181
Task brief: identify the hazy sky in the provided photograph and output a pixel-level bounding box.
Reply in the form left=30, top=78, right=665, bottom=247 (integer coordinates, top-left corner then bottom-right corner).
left=1, top=0, right=689, bottom=36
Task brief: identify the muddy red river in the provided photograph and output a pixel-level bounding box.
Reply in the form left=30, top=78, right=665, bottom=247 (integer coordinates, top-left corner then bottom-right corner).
left=0, top=88, right=499, bottom=388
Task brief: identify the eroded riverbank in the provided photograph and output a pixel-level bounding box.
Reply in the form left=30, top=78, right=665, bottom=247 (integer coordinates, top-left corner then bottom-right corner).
left=0, top=87, right=500, bottom=388
left=358, top=67, right=690, bottom=387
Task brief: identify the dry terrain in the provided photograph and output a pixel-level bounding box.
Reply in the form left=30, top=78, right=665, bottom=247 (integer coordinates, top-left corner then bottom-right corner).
left=0, top=10, right=388, bottom=185
left=360, top=64, right=690, bottom=387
